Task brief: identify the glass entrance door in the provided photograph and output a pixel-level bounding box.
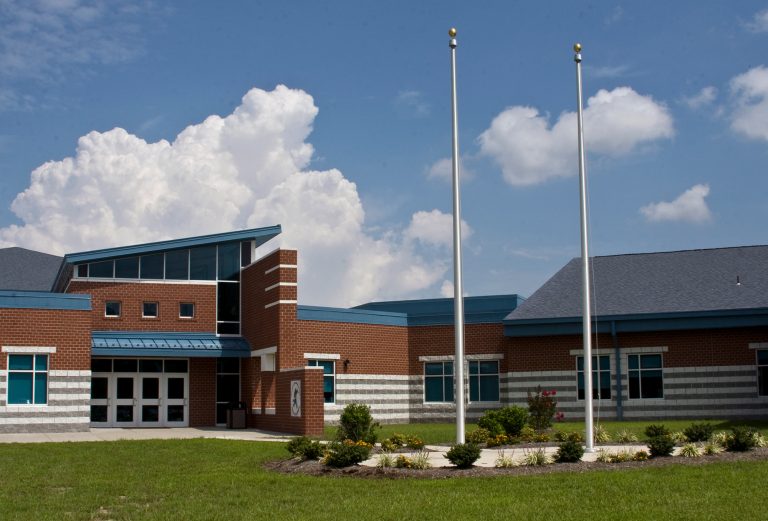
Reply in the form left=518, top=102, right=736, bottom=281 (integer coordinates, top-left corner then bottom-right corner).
left=90, top=358, right=189, bottom=428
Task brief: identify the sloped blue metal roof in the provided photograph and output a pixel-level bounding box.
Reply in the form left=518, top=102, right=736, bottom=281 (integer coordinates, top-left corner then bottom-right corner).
left=65, top=225, right=281, bottom=264
left=92, top=332, right=251, bottom=358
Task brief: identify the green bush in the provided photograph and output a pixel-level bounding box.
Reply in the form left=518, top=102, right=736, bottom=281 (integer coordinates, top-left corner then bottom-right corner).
left=647, top=435, right=675, bottom=458
left=527, top=387, right=559, bottom=431
left=405, top=435, right=425, bottom=449
left=445, top=443, right=481, bottom=469
left=466, top=428, right=491, bottom=444
left=644, top=424, right=670, bottom=439
left=478, top=406, right=528, bottom=437
left=725, top=427, right=757, bottom=452
left=286, top=436, right=324, bottom=460
left=323, top=439, right=373, bottom=468
left=554, top=439, right=584, bottom=463
left=633, top=450, right=649, bottom=462
left=683, top=423, right=715, bottom=443
left=336, top=403, right=379, bottom=444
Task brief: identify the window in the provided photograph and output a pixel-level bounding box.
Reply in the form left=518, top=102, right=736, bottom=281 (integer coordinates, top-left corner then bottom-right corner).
left=140, top=253, right=164, bottom=279
left=165, top=250, right=189, bottom=280
left=758, top=350, right=768, bottom=396
left=424, top=361, right=454, bottom=403
left=469, top=360, right=499, bottom=402
left=76, top=264, right=88, bottom=277
left=7, top=354, right=48, bottom=405
left=89, top=260, right=114, bottom=278
left=577, top=355, right=611, bottom=400
left=628, top=354, right=663, bottom=399
left=307, top=360, right=335, bottom=403
left=115, top=257, right=139, bottom=278
left=142, top=302, right=158, bottom=318
left=179, top=302, right=195, bottom=319
left=105, top=301, right=121, bottom=317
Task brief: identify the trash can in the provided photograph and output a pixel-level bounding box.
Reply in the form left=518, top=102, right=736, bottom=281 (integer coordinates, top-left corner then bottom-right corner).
left=226, top=401, right=247, bottom=429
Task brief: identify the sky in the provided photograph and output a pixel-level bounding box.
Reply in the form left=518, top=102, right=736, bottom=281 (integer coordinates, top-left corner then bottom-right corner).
left=0, top=1, right=767, bottom=307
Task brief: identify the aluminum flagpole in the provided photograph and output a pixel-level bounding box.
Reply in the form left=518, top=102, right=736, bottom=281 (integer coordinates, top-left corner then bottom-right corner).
left=449, top=27, right=466, bottom=444
left=574, top=42, right=594, bottom=452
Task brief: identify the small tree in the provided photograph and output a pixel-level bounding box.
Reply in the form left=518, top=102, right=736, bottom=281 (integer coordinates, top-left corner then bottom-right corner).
left=527, top=386, right=558, bottom=431
left=336, top=403, right=379, bottom=444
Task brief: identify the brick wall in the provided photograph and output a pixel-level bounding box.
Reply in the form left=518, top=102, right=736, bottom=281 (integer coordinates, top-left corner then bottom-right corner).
left=189, top=358, right=216, bottom=427
left=0, top=306, right=92, bottom=432
left=250, top=367, right=324, bottom=436
left=67, top=280, right=216, bottom=332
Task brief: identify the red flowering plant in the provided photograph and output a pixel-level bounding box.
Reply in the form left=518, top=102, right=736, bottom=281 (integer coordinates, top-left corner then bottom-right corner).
left=527, top=386, right=560, bottom=431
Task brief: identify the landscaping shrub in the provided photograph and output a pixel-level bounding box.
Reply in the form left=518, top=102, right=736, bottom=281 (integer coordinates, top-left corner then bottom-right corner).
left=376, top=453, right=395, bottom=468
left=703, top=442, right=722, bottom=455
left=527, top=386, right=558, bottom=431
left=644, top=424, right=670, bottom=439
left=616, top=429, right=638, bottom=443
left=593, top=424, right=612, bottom=443
left=647, top=435, right=675, bottom=458
left=485, top=434, right=509, bottom=448
left=609, top=451, right=634, bottom=463
left=494, top=450, right=516, bottom=468
left=478, top=406, right=528, bottom=437
left=518, top=426, right=536, bottom=442
left=633, top=450, right=649, bottom=461
left=323, top=439, right=373, bottom=468
left=336, top=403, right=379, bottom=444
left=725, top=427, right=757, bottom=452
left=445, top=443, right=481, bottom=469
left=405, top=435, right=425, bottom=449
left=522, top=447, right=549, bottom=466
left=671, top=431, right=687, bottom=443
left=533, top=432, right=551, bottom=443
left=554, top=439, right=584, bottom=463
left=753, top=432, right=767, bottom=448
left=466, top=428, right=491, bottom=444
left=595, top=450, right=611, bottom=463
left=683, top=422, right=715, bottom=443
left=380, top=439, right=397, bottom=452
left=555, top=431, right=584, bottom=443
left=286, top=436, right=323, bottom=461
left=679, top=443, right=701, bottom=458
left=407, top=451, right=432, bottom=470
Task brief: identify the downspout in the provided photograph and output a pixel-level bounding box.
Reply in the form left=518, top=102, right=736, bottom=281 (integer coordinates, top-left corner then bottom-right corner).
left=611, top=320, right=623, bottom=421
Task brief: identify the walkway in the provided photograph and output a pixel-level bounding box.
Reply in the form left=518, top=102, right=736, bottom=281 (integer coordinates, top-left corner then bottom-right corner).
left=0, top=427, right=293, bottom=444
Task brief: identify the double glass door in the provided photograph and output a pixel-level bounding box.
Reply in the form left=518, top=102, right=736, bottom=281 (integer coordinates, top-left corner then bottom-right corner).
left=91, top=359, right=188, bottom=427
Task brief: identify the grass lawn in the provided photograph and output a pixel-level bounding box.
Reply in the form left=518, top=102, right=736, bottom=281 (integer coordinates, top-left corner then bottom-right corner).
left=0, top=439, right=767, bottom=520
left=325, top=419, right=768, bottom=444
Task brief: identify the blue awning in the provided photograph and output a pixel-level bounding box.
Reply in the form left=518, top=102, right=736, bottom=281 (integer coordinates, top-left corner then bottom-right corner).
left=92, top=332, right=252, bottom=358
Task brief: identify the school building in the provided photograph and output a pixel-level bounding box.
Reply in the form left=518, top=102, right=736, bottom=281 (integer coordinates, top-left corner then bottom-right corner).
left=0, top=226, right=766, bottom=434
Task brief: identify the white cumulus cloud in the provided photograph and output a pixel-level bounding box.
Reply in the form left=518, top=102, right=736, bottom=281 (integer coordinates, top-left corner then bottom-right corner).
left=404, top=209, right=473, bottom=248
left=0, top=85, right=454, bottom=307
left=730, top=66, right=768, bottom=142
left=640, top=184, right=712, bottom=224
left=746, top=9, right=768, bottom=33
left=478, top=87, right=674, bottom=186
left=682, top=86, right=717, bottom=109
left=425, top=157, right=475, bottom=183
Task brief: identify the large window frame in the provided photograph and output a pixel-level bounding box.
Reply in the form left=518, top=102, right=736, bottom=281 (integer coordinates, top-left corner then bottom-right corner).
left=7, top=354, right=48, bottom=405
left=468, top=360, right=499, bottom=403
left=424, top=361, right=454, bottom=403
left=577, top=355, right=611, bottom=400
left=628, top=353, right=664, bottom=399
left=307, top=360, right=335, bottom=404
left=758, top=349, right=768, bottom=397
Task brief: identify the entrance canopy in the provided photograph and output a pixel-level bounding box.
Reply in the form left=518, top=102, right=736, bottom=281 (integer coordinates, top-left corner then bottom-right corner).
left=92, top=332, right=251, bottom=358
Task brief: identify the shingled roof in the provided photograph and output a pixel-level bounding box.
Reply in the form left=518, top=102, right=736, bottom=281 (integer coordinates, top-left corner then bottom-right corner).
left=0, top=247, right=63, bottom=291
left=506, top=245, right=768, bottom=322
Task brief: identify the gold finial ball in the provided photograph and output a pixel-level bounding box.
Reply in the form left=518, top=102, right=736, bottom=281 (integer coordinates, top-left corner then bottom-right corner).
left=448, top=28, right=457, bottom=38
left=573, top=43, right=582, bottom=52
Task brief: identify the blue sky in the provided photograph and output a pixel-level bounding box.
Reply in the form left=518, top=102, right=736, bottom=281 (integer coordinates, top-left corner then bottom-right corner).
left=1, top=1, right=767, bottom=306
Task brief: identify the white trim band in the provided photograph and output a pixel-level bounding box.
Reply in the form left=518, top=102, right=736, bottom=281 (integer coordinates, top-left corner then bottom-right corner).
left=251, top=346, right=277, bottom=357
left=304, top=353, right=341, bottom=360
left=570, top=346, right=668, bottom=356
left=264, top=300, right=297, bottom=309
left=2, top=346, right=57, bottom=354
left=265, top=264, right=298, bottom=275
left=264, top=282, right=298, bottom=292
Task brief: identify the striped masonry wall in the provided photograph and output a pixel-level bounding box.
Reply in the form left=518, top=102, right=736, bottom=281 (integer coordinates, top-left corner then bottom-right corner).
left=0, top=370, right=91, bottom=433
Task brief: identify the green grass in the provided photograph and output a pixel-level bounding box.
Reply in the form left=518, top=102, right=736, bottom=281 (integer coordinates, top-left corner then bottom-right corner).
left=326, top=419, right=768, bottom=444
left=1, top=439, right=767, bottom=520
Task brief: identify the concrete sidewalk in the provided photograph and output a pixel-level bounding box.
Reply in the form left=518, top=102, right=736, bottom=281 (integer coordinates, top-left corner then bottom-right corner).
left=0, top=427, right=293, bottom=444
left=362, top=444, right=653, bottom=468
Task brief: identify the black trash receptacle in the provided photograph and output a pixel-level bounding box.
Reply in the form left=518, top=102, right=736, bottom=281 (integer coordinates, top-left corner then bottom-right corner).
left=226, top=401, right=247, bottom=429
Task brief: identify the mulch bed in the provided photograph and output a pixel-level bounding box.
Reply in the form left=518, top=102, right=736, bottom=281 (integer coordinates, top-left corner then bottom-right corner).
left=264, top=447, right=768, bottom=479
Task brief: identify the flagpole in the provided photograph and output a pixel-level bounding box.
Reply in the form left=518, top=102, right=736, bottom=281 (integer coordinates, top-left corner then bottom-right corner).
left=449, top=27, right=466, bottom=444
left=574, top=42, right=594, bottom=452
